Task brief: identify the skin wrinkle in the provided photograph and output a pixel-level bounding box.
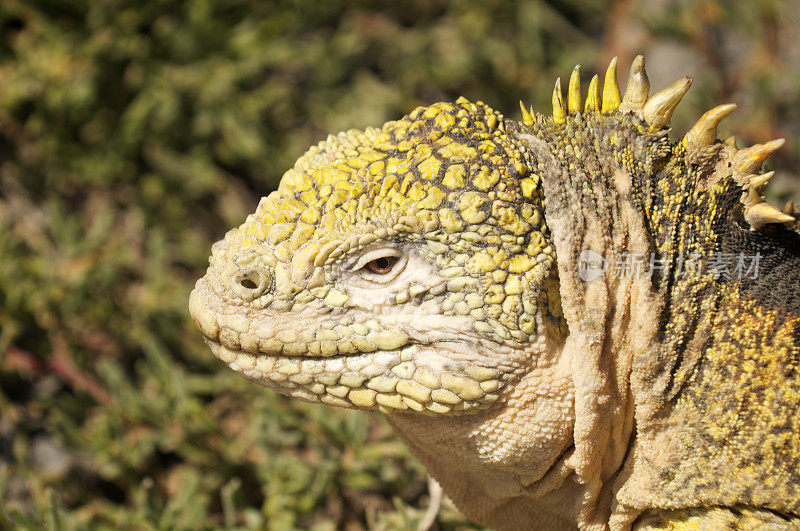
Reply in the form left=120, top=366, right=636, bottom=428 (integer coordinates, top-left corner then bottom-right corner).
left=191, top=59, right=800, bottom=530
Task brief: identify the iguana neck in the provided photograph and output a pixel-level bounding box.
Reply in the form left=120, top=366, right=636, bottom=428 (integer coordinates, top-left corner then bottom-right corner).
left=509, top=111, right=771, bottom=524
left=511, top=109, right=800, bottom=526
left=511, top=113, right=672, bottom=526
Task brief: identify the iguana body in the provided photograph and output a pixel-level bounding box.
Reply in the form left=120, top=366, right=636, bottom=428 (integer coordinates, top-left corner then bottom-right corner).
left=189, top=56, right=800, bottom=530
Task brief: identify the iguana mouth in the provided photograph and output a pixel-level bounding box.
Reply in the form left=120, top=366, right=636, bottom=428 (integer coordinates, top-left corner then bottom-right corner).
left=190, top=280, right=504, bottom=414
left=202, top=338, right=502, bottom=414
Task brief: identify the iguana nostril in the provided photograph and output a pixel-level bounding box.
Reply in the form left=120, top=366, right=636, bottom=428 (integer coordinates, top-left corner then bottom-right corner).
left=232, top=268, right=268, bottom=300
left=240, top=277, right=258, bottom=290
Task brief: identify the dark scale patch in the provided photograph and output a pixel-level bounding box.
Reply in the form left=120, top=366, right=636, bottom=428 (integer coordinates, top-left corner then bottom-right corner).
left=717, top=199, right=800, bottom=314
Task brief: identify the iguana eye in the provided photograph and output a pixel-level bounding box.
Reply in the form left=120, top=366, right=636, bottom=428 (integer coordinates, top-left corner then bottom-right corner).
left=348, top=247, right=407, bottom=283
left=365, top=256, right=398, bottom=275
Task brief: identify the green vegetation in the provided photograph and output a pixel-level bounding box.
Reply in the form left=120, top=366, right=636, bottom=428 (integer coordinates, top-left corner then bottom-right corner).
left=0, top=0, right=797, bottom=528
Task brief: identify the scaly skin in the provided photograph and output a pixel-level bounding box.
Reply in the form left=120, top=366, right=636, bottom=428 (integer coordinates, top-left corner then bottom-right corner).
left=189, top=57, right=800, bottom=530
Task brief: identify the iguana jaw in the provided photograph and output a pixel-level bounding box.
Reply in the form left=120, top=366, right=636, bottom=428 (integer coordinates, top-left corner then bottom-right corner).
left=190, top=263, right=522, bottom=415
left=200, top=337, right=508, bottom=413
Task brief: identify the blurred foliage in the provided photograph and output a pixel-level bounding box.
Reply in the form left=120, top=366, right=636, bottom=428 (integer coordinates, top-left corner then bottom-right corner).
left=0, top=0, right=798, bottom=529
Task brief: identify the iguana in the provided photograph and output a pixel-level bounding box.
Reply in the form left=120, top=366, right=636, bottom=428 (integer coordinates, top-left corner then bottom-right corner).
left=189, top=56, right=800, bottom=530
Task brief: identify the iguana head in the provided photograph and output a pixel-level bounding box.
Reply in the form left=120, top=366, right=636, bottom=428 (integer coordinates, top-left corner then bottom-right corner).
left=189, top=96, right=562, bottom=415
